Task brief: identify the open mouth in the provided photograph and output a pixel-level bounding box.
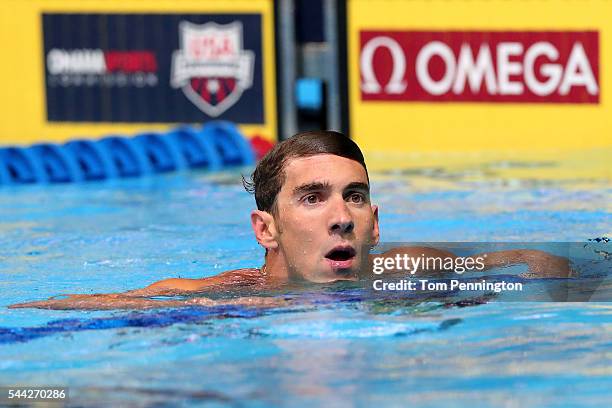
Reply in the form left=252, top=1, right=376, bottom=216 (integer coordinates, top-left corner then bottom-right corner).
left=325, top=246, right=356, bottom=263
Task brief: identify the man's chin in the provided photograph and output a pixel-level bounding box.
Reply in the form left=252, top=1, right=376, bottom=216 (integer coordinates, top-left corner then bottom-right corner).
left=307, top=273, right=359, bottom=283
left=315, top=261, right=360, bottom=282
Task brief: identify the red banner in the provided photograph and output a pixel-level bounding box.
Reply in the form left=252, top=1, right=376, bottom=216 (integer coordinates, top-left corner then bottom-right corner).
left=359, top=31, right=599, bottom=103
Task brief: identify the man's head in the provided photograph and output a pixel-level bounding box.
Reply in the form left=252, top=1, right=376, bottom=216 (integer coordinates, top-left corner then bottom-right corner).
left=245, top=131, right=379, bottom=282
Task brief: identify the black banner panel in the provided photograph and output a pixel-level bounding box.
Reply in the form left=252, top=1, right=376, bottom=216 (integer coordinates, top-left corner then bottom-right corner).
left=43, top=13, right=264, bottom=123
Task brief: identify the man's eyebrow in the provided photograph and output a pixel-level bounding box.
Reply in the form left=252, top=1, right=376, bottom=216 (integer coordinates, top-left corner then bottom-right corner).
left=293, top=182, right=331, bottom=196
left=344, top=182, right=370, bottom=193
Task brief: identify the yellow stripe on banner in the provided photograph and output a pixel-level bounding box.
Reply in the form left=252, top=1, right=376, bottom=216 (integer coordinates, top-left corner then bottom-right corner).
left=0, top=0, right=276, bottom=145
left=347, top=0, right=612, bottom=153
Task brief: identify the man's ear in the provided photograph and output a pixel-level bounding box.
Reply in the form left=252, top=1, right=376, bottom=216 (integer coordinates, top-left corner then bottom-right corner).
left=371, top=205, right=380, bottom=246
left=251, top=210, right=279, bottom=250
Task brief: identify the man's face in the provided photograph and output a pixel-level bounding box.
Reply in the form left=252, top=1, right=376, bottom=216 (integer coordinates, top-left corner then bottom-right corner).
left=271, top=154, right=379, bottom=282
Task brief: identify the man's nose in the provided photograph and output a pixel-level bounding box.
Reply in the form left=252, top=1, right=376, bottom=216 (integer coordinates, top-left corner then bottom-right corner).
left=329, top=198, right=354, bottom=235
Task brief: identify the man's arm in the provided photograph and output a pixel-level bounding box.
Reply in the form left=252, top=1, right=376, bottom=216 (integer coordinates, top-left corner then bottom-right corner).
left=474, top=249, right=573, bottom=278
left=9, top=269, right=266, bottom=310
left=8, top=294, right=198, bottom=310
left=8, top=292, right=287, bottom=310
left=120, top=278, right=217, bottom=297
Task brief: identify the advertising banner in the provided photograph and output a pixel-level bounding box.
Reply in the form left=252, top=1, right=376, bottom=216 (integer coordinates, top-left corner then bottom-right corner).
left=0, top=1, right=276, bottom=145
left=347, top=0, right=611, bottom=152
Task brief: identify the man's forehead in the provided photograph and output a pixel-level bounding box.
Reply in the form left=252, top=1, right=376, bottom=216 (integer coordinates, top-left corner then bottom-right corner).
left=282, top=154, right=368, bottom=189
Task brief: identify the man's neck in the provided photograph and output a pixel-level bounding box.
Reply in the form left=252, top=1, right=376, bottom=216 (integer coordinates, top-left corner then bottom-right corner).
left=263, top=251, right=290, bottom=282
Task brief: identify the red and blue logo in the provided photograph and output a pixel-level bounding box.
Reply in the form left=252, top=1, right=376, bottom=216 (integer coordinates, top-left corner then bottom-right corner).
left=171, top=21, right=255, bottom=117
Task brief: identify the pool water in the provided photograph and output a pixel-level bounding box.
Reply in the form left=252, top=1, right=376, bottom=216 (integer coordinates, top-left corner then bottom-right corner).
left=1, top=152, right=611, bottom=407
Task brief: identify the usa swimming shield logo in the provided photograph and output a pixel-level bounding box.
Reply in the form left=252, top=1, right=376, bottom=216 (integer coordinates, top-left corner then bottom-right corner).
left=171, top=21, right=255, bottom=117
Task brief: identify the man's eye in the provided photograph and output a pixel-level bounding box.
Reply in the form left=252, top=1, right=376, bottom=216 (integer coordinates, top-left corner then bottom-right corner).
left=303, top=194, right=321, bottom=204
left=348, top=193, right=365, bottom=204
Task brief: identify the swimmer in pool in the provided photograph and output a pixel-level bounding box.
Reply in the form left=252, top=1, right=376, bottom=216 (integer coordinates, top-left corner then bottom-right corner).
left=10, top=131, right=572, bottom=310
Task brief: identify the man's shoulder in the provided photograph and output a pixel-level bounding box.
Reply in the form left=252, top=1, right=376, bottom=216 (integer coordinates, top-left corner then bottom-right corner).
left=146, top=268, right=265, bottom=293
left=212, top=268, right=267, bottom=286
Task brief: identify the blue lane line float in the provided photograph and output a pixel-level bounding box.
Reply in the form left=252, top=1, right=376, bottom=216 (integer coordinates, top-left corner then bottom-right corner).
left=165, top=126, right=222, bottom=171
left=0, top=152, right=9, bottom=185
left=134, top=132, right=184, bottom=173
left=0, top=122, right=256, bottom=185
left=97, top=136, right=153, bottom=178
left=27, top=143, right=84, bottom=183
left=201, top=121, right=256, bottom=166
left=0, top=147, right=39, bottom=184
left=64, top=140, right=116, bottom=181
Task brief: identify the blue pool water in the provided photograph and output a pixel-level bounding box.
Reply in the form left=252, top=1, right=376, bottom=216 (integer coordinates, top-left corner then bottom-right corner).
left=1, top=158, right=611, bottom=407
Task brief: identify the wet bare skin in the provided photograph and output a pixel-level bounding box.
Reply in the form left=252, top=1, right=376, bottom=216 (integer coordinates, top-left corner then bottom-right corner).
left=8, top=248, right=572, bottom=310
left=9, top=268, right=279, bottom=311
left=8, top=154, right=572, bottom=311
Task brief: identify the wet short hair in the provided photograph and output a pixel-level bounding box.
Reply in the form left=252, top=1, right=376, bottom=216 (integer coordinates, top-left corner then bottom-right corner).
left=243, top=130, right=368, bottom=213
